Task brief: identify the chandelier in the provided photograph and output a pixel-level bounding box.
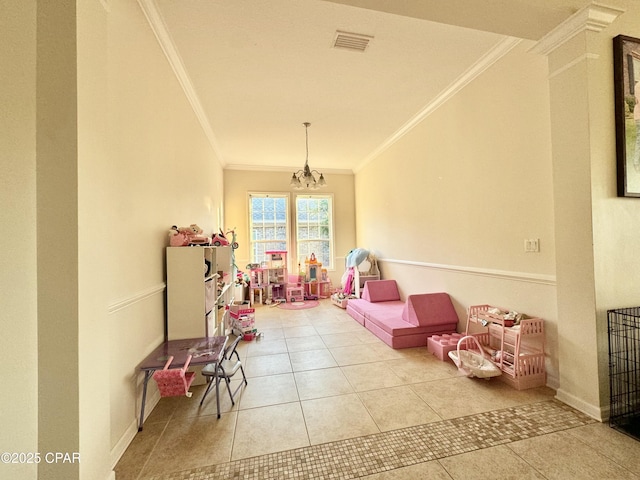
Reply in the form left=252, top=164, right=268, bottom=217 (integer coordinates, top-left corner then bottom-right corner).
left=290, top=122, right=327, bottom=190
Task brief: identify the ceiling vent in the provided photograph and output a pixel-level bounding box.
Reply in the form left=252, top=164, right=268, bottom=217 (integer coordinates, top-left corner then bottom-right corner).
left=333, top=31, right=373, bottom=52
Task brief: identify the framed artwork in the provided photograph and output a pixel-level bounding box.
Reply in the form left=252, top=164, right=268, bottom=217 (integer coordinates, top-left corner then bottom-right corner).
left=614, top=35, right=640, bottom=197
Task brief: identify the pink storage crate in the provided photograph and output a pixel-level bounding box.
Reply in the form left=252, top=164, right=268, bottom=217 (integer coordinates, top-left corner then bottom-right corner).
left=230, top=305, right=255, bottom=316
left=499, top=352, right=546, bottom=390
left=230, top=305, right=257, bottom=340
left=427, top=333, right=466, bottom=361
left=471, top=318, right=546, bottom=390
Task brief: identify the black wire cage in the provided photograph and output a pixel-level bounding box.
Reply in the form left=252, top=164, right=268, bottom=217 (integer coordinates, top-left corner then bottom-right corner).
left=608, top=307, right=640, bottom=440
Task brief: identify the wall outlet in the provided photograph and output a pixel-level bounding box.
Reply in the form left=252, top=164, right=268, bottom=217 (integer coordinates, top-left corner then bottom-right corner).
left=524, top=238, right=540, bottom=253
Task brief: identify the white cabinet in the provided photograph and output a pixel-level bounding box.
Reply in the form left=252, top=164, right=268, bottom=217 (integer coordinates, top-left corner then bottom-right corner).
left=166, top=246, right=233, bottom=339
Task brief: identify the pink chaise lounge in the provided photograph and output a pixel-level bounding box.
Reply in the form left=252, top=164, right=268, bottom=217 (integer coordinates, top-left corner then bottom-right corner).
left=346, top=279, right=459, bottom=349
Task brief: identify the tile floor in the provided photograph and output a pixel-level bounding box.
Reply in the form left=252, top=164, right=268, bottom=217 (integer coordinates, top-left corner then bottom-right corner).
left=115, top=299, right=640, bottom=480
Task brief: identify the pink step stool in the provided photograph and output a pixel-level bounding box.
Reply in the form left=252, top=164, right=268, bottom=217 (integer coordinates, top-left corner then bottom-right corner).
left=427, top=333, right=466, bottom=361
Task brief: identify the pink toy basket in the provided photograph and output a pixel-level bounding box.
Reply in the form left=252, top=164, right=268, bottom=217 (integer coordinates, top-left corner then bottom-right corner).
left=448, top=336, right=501, bottom=379
left=152, top=355, right=196, bottom=397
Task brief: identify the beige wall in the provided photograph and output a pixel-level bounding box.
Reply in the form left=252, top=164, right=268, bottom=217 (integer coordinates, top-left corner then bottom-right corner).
left=357, top=40, right=555, bottom=275
left=355, top=40, right=560, bottom=384
left=36, top=1, right=81, bottom=479
left=0, top=1, right=38, bottom=479
left=224, top=169, right=356, bottom=288
left=8, top=2, right=640, bottom=478
left=546, top=0, right=640, bottom=416
left=355, top=0, right=640, bottom=420
left=529, top=0, right=640, bottom=419
left=590, top=0, right=640, bottom=411
left=101, top=0, right=225, bottom=476
left=547, top=32, right=602, bottom=417
left=1, top=1, right=226, bottom=479
left=78, top=1, right=111, bottom=478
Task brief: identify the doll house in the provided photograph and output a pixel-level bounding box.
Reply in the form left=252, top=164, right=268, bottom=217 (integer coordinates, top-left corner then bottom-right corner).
left=249, top=250, right=288, bottom=304
left=304, top=253, right=330, bottom=299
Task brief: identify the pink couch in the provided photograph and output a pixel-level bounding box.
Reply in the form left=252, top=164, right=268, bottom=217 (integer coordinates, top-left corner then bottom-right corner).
left=346, top=280, right=459, bottom=349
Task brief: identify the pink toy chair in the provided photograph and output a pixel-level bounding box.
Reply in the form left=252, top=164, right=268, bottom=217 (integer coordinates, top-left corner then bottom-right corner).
left=152, top=355, right=196, bottom=398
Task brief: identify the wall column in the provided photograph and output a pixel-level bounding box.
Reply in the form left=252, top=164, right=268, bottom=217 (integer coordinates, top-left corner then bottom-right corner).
left=531, top=3, right=623, bottom=419
left=37, top=0, right=80, bottom=478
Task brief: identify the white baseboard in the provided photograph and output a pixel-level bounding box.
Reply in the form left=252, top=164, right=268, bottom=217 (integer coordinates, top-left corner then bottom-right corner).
left=546, top=371, right=560, bottom=391
left=555, top=387, right=604, bottom=421
left=110, top=390, right=161, bottom=470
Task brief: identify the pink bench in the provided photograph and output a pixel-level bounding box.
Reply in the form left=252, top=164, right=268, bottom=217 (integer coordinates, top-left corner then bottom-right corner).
left=346, top=280, right=459, bottom=349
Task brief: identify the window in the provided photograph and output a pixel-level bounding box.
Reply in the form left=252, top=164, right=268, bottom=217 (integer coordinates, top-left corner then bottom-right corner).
left=296, top=195, right=334, bottom=269
left=249, top=193, right=289, bottom=265
left=248, top=193, right=335, bottom=271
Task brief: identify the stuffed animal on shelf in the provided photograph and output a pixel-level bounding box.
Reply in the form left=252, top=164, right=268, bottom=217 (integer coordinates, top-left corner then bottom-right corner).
left=168, top=224, right=211, bottom=246
left=186, top=224, right=211, bottom=245
left=169, top=225, right=190, bottom=247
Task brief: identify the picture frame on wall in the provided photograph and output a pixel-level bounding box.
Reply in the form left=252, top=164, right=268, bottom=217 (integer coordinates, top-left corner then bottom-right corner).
left=614, top=34, right=640, bottom=197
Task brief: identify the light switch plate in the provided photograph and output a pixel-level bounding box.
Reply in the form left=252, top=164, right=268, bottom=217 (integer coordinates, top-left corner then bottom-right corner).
left=524, top=238, right=540, bottom=253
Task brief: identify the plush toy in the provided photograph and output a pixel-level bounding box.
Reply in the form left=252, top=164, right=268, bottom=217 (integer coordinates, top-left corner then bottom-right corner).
left=177, top=226, right=194, bottom=236
left=186, top=224, right=211, bottom=245
left=169, top=225, right=190, bottom=247
left=189, top=224, right=203, bottom=235
left=168, top=224, right=211, bottom=246
left=189, top=225, right=211, bottom=245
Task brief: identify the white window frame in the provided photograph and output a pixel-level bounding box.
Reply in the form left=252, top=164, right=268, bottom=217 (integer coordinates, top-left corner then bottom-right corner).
left=294, top=194, right=335, bottom=270
left=248, top=192, right=290, bottom=266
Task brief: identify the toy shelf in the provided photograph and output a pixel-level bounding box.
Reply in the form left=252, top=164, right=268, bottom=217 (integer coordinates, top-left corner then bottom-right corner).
left=166, top=245, right=233, bottom=340
left=466, top=304, right=546, bottom=390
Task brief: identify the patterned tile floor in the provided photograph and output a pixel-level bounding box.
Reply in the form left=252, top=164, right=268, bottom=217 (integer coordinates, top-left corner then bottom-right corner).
left=118, top=301, right=640, bottom=480
left=149, top=400, right=594, bottom=480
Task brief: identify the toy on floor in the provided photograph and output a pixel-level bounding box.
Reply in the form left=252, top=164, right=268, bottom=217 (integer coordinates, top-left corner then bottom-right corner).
left=448, top=336, right=502, bottom=379
left=340, top=248, right=370, bottom=294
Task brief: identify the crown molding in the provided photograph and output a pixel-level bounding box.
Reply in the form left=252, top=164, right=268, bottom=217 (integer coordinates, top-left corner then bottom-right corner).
left=137, top=0, right=226, bottom=165
left=354, top=36, right=521, bottom=173
left=224, top=163, right=353, bottom=175
left=530, top=2, right=625, bottom=56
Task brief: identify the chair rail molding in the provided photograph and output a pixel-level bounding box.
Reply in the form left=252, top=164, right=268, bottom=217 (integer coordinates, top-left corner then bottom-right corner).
left=379, top=258, right=556, bottom=286
left=108, top=283, right=166, bottom=314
